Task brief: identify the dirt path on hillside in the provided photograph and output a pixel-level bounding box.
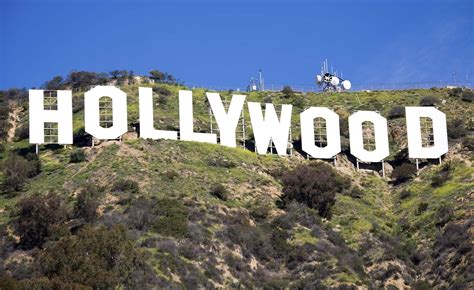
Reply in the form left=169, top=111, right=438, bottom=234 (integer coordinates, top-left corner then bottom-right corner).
left=7, top=106, right=22, bottom=142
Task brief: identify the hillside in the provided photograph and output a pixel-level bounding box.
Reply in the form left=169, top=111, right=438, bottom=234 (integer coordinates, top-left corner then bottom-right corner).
left=0, top=81, right=473, bottom=289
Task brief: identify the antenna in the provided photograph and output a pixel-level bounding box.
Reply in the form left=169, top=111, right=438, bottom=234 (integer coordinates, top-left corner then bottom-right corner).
left=315, top=59, right=351, bottom=92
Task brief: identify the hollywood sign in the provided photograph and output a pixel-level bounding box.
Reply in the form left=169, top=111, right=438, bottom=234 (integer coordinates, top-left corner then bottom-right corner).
left=29, top=86, right=448, bottom=163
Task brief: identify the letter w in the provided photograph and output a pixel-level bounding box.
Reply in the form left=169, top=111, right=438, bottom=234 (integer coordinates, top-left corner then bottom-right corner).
left=247, top=102, right=292, bottom=156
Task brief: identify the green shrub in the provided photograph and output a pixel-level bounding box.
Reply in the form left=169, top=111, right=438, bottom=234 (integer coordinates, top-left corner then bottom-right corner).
left=416, top=202, right=429, bottom=215
left=281, top=86, right=294, bottom=98
left=18, top=277, right=90, bottom=289
left=419, top=96, right=439, bottom=106
left=210, top=183, right=228, bottom=201
left=40, top=224, right=147, bottom=289
left=435, top=204, right=454, bottom=228
left=207, top=156, right=236, bottom=168
left=72, top=98, right=84, bottom=113
left=411, top=280, right=431, bottom=290
left=14, top=124, right=29, bottom=141
left=431, top=162, right=453, bottom=187
left=461, top=91, right=474, bottom=102
left=347, top=186, right=364, bottom=198
left=69, top=149, right=86, bottom=163
left=399, top=189, right=411, bottom=199
left=250, top=204, right=271, bottom=221
left=0, top=275, right=20, bottom=290
left=112, top=179, right=139, bottom=193
left=153, top=87, right=171, bottom=105
left=0, top=120, right=9, bottom=140
left=391, top=163, right=417, bottom=184
left=447, top=119, right=467, bottom=139
left=280, top=162, right=350, bottom=218
left=398, top=217, right=411, bottom=231
left=153, top=198, right=189, bottom=238
left=461, top=136, right=474, bottom=150
left=293, top=96, right=305, bottom=108
left=448, top=87, right=463, bottom=98
left=162, top=170, right=179, bottom=180
left=153, top=86, right=171, bottom=96
left=74, top=185, right=101, bottom=223
left=16, top=193, right=68, bottom=249
left=125, top=197, right=154, bottom=231
left=388, top=105, right=405, bottom=119
left=2, top=154, right=41, bottom=192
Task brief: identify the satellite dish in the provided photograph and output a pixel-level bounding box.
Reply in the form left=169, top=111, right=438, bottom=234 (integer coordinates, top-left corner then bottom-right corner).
left=341, top=80, right=351, bottom=90
left=330, top=76, right=339, bottom=86
left=316, top=75, right=322, bottom=83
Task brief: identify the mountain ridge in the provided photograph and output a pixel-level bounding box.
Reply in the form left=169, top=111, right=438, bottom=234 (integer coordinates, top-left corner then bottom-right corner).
left=0, top=80, right=473, bottom=289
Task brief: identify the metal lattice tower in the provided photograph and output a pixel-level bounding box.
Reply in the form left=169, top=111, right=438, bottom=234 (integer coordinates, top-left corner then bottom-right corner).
left=415, top=117, right=437, bottom=172
left=92, top=94, right=123, bottom=147
left=362, top=121, right=376, bottom=151
left=43, top=91, right=59, bottom=144
left=99, top=96, right=113, bottom=128
left=355, top=111, right=386, bottom=177
left=314, top=117, right=328, bottom=147
left=304, top=113, right=336, bottom=164
left=420, top=117, right=435, bottom=147
left=209, top=100, right=246, bottom=148
left=263, top=105, right=293, bottom=155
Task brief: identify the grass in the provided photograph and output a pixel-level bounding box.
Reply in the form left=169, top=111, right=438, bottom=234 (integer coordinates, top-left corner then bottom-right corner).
left=289, top=226, right=318, bottom=246
left=395, top=160, right=474, bottom=243
left=1, top=86, right=473, bottom=288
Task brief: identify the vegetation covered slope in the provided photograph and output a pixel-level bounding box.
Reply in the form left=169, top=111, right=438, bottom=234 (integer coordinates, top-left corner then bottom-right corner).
left=0, top=75, right=473, bottom=289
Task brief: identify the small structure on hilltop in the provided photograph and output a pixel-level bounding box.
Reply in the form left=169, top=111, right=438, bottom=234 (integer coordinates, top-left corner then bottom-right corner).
left=316, top=59, right=351, bottom=92
left=247, top=69, right=265, bottom=92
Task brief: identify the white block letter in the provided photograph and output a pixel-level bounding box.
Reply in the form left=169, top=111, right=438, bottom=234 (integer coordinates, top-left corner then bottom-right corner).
left=349, top=111, right=389, bottom=162
left=139, top=87, right=177, bottom=140
left=405, top=107, right=448, bottom=159
left=179, top=90, right=217, bottom=143
left=84, top=86, right=127, bottom=140
left=300, top=107, right=341, bottom=158
left=248, top=102, right=292, bottom=156
left=29, top=90, right=73, bottom=144
left=206, top=92, right=246, bottom=147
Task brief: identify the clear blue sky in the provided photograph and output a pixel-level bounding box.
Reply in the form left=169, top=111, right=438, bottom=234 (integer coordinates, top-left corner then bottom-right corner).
left=1, top=0, right=473, bottom=90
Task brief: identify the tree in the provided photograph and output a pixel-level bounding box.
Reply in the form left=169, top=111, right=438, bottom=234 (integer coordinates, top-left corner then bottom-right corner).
left=149, top=70, right=165, bottom=82
left=43, top=76, right=64, bottom=90
left=149, top=70, right=178, bottom=84
left=16, top=193, right=68, bottom=249
left=281, top=86, right=294, bottom=98
left=65, top=71, right=109, bottom=89
left=280, top=163, right=350, bottom=218
left=109, top=70, right=132, bottom=85
left=110, top=70, right=126, bottom=79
